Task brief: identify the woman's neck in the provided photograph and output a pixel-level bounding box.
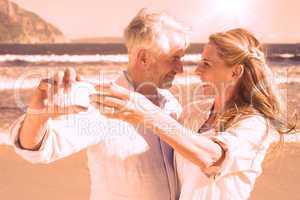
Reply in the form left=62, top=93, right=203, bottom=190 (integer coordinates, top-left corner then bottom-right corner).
left=214, top=84, right=237, bottom=114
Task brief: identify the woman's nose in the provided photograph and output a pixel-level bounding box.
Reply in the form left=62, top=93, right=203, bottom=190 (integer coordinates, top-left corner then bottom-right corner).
left=195, top=63, right=203, bottom=74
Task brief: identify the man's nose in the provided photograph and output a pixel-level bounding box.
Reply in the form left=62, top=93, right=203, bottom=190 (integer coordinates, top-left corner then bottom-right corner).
left=174, top=62, right=183, bottom=73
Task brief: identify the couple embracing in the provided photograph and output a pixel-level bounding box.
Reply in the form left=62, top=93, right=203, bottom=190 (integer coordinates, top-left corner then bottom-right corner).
left=10, top=8, right=295, bottom=200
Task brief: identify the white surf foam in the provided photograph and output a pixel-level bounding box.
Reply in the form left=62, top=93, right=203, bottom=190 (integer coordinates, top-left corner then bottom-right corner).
left=0, top=132, right=11, bottom=145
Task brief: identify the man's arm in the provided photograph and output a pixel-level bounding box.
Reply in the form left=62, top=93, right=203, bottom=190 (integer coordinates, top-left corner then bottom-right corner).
left=10, top=68, right=110, bottom=164
left=19, top=96, right=50, bottom=150
left=13, top=71, right=149, bottom=164
left=19, top=68, right=85, bottom=150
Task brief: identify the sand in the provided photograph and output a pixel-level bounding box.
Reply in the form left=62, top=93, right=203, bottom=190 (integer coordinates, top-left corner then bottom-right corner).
left=0, top=62, right=299, bottom=199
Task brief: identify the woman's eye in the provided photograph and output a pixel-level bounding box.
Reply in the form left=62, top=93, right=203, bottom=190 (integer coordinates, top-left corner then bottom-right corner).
left=201, top=61, right=209, bottom=68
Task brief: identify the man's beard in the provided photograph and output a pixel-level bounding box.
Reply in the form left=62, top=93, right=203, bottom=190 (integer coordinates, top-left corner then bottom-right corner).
left=159, top=75, right=175, bottom=89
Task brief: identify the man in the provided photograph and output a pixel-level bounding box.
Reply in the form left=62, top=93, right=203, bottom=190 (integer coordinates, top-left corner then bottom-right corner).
left=10, top=8, right=189, bottom=200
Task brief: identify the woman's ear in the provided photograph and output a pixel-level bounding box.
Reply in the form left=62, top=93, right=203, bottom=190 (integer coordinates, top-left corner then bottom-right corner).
left=232, top=64, right=244, bottom=80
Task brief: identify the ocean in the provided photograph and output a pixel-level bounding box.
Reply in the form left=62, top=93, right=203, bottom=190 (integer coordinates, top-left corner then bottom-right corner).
left=0, top=43, right=299, bottom=134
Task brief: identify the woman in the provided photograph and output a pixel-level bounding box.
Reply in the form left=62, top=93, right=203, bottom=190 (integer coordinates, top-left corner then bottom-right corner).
left=91, top=28, right=296, bottom=199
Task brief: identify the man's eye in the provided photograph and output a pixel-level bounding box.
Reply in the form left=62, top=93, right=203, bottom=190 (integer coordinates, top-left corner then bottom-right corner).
left=173, top=56, right=180, bottom=61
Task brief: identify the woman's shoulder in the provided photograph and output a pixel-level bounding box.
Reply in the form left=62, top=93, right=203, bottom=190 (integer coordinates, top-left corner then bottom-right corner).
left=225, top=112, right=281, bottom=144
left=228, top=112, right=267, bottom=131
left=227, top=106, right=267, bottom=127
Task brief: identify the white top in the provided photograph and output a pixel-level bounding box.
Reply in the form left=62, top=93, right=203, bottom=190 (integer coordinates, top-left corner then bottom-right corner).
left=9, top=73, right=182, bottom=200
left=176, top=103, right=278, bottom=200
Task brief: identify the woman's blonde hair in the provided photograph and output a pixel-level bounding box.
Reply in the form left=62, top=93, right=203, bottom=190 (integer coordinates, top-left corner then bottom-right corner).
left=208, top=28, right=296, bottom=138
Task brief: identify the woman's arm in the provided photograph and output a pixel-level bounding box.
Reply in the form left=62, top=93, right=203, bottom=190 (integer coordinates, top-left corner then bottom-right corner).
left=147, top=111, right=224, bottom=169
left=90, top=83, right=224, bottom=170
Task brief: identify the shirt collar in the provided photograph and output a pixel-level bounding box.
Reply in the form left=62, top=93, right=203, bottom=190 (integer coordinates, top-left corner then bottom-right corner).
left=114, top=70, right=167, bottom=109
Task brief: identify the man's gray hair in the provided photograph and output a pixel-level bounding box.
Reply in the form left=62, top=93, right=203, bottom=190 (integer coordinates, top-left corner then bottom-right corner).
left=124, top=8, right=190, bottom=55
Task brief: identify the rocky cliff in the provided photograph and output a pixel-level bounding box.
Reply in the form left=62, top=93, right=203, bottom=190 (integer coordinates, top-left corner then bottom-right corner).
left=0, top=0, right=65, bottom=43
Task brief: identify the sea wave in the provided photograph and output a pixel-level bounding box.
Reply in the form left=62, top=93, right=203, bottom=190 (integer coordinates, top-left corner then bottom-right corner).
left=0, top=132, right=11, bottom=145
left=0, top=54, right=202, bottom=64
left=0, top=54, right=129, bottom=63
left=0, top=53, right=299, bottom=64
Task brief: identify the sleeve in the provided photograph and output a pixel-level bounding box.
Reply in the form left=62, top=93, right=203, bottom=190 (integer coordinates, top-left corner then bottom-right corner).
left=159, top=89, right=183, bottom=120
left=178, top=99, right=214, bottom=132
left=9, top=107, right=124, bottom=164
left=204, top=115, right=270, bottom=180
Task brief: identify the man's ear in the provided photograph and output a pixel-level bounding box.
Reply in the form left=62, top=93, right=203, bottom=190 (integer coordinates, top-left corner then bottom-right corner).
left=232, top=64, right=244, bottom=80
left=136, top=49, right=148, bottom=68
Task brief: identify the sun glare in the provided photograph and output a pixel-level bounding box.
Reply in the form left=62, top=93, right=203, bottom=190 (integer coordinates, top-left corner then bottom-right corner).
left=218, top=0, right=245, bottom=14
left=216, top=0, right=247, bottom=24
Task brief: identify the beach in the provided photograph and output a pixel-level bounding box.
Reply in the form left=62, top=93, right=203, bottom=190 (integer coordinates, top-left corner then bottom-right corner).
left=0, top=61, right=299, bottom=199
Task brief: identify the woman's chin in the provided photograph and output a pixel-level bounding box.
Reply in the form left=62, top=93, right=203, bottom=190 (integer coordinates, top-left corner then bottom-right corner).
left=199, top=83, right=216, bottom=96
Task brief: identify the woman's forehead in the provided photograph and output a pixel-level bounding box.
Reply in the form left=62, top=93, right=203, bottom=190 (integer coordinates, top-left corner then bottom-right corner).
left=202, top=44, right=222, bottom=62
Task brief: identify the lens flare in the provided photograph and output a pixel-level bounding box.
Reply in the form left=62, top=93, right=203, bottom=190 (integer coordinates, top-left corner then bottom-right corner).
left=216, top=0, right=248, bottom=25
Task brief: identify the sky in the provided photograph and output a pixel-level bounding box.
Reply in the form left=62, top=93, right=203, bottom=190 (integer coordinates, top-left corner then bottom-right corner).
left=13, top=0, right=299, bottom=43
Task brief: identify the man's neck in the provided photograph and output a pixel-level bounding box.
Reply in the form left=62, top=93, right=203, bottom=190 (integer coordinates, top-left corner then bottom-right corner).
left=137, top=86, right=160, bottom=105
left=126, top=69, right=161, bottom=106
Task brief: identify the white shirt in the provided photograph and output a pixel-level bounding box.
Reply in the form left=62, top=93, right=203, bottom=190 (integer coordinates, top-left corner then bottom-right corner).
left=176, top=101, right=278, bottom=200
left=9, top=73, right=182, bottom=200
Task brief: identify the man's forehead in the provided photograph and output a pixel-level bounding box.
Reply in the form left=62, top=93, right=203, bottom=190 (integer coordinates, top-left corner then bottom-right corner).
left=157, top=48, right=185, bottom=60
left=158, top=30, right=187, bottom=53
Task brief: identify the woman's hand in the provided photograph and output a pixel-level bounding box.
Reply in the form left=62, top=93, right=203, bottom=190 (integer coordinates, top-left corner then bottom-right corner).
left=19, top=68, right=88, bottom=150
left=28, top=67, right=87, bottom=118
left=89, top=83, right=162, bottom=125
